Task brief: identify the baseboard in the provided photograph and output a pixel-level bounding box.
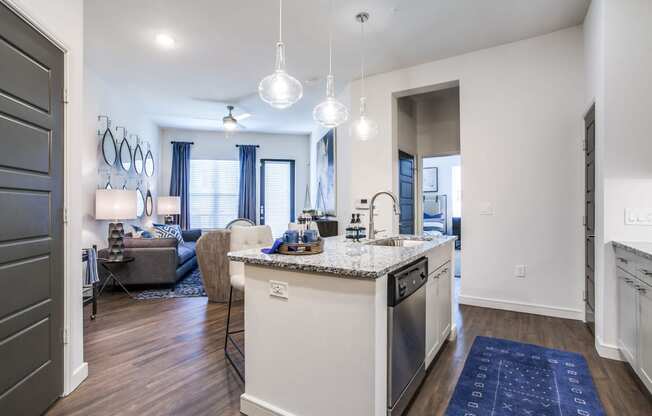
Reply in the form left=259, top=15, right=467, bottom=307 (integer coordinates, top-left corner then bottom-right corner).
left=458, top=294, right=584, bottom=321
left=595, top=337, right=624, bottom=361
left=240, top=394, right=298, bottom=416
left=63, top=362, right=88, bottom=396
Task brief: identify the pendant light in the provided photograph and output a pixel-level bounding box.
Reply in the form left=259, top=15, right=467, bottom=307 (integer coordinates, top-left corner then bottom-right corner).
left=313, top=0, right=349, bottom=128
left=351, top=12, right=378, bottom=141
left=259, top=0, right=303, bottom=109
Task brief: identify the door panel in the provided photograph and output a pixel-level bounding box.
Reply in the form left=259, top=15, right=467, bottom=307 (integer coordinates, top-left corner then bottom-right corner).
left=0, top=3, right=64, bottom=414
left=584, top=105, right=596, bottom=334
left=398, top=151, right=415, bottom=235
left=638, top=284, right=652, bottom=391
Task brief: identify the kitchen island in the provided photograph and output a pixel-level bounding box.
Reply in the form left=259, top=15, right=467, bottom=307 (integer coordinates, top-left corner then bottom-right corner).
left=228, top=235, right=456, bottom=416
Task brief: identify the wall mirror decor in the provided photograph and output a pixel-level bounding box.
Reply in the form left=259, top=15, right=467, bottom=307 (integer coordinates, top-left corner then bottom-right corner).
left=117, top=126, right=132, bottom=172
left=133, top=136, right=144, bottom=175
left=136, top=182, right=145, bottom=218
left=144, top=143, right=155, bottom=177
left=145, top=186, right=153, bottom=216
left=99, top=115, right=117, bottom=167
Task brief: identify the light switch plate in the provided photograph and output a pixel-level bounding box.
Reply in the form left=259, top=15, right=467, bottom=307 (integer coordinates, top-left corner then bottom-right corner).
left=515, top=265, right=527, bottom=278
left=480, top=202, right=494, bottom=216
left=269, top=280, right=289, bottom=299
left=625, top=208, right=652, bottom=226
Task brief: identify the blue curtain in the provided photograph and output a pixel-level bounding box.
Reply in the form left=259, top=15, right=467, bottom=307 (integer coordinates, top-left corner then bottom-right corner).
left=170, top=142, right=192, bottom=229
left=238, top=145, right=257, bottom=223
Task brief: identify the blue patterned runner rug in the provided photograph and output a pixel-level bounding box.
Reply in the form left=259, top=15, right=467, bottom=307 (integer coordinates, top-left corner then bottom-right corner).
left=445, top=336, right=605, bottom=416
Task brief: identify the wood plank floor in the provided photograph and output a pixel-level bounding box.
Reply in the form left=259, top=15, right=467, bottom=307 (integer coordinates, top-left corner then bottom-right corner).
left=48, top=289, right=651, bottom=416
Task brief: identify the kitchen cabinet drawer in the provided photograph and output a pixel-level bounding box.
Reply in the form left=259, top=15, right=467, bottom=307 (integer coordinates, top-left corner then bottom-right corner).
left=614, top=247, right=652, bottom=287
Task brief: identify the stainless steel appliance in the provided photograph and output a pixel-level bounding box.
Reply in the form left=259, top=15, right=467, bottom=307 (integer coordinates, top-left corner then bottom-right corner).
left=388, top=257, right=428, bottom=416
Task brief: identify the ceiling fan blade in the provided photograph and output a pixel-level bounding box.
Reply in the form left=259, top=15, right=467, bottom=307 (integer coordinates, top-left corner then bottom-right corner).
left=235, top=113, right=252, bottom=121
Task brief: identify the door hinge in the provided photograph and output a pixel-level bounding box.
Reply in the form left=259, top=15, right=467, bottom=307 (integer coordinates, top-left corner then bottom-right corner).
left=62, top=328, right=69, bottom=345
left=63, top=207, right=69, bottom=224
left=582, top=215, right=586, bottom=226
left=582, top=289, right=587, bottom=302
left=62, top=88, right=70, bottom=104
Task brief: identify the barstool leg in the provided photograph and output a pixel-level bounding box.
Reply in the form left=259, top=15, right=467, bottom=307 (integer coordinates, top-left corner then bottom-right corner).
left=224, top=286, right=233, bottom=351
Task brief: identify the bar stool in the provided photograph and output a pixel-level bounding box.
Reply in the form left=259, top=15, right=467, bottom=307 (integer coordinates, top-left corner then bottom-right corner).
left=225, top=225, right=273, bottom=381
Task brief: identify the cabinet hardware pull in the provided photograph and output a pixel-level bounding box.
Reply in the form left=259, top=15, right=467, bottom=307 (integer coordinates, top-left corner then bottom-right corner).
left=624, top=278, right=633, bottom=283
left=637, top=287, right=647, bottom=294
left=640, top=269, right=652, bottom=276
left=617, top=257, right=628, bottom=264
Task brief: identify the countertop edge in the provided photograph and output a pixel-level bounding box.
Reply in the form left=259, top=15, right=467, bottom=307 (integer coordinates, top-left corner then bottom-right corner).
left=613, top=241, right=652, bottom=261
left=228, top=237, right=455, bottom=279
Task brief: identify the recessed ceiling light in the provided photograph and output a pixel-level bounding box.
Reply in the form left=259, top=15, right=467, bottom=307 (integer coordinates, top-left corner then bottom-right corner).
left=155, top=33, right=175, bottom=49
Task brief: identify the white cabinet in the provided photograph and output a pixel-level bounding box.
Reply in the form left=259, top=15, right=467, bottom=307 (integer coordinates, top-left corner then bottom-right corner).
left=617, top=271, right=638, bottom=364
left=425, top=261, right=452, bottom=368
left=615, top=246, right=652, bottom=395
left=638, top=283, right=652, bottom=391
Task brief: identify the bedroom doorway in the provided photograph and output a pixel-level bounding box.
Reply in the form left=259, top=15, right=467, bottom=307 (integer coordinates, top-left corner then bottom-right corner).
left=423, top=155, right=461, bottom=278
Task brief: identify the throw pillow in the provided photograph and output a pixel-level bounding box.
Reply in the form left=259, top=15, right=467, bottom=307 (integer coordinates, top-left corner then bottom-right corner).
left=131, top=224, right=154, bottom=238
left=153, top=224, right=184, bottom=245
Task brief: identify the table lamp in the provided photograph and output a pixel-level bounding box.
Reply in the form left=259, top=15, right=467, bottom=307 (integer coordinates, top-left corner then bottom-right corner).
left=157, top=196, right=181, bottom=225
left=95, top=189, right=137, bottom=261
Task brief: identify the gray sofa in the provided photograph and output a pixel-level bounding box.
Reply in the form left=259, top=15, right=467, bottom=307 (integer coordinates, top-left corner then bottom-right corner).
left=98, top=229, right=202, bottom=286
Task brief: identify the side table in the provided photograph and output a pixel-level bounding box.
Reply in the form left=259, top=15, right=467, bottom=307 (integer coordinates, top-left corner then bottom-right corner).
left=97, top=257, right=135, bottom=298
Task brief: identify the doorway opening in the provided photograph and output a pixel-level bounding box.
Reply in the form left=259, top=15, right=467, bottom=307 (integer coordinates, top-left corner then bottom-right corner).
left=396, top=83, right=461, bottom=278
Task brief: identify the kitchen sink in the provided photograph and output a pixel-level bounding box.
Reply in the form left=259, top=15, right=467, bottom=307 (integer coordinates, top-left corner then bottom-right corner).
left=366, top=237, right=429, bottom=247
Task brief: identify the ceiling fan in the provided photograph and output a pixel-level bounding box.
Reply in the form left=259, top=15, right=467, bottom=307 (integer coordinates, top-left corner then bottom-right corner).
left=222, top=105, right=250, bottom=131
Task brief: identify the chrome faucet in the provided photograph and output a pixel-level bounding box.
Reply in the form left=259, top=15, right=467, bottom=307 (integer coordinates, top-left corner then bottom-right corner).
left=368, top=191, right=401, bottom=239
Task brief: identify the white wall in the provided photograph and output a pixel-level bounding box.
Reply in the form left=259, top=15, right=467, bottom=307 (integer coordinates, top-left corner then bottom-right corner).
left=423, top=155, right=460, bottom=234
left=415, top=87, right=461, bottom=158
left=82, top=67, right=161, bottom=247
left=341, top=27, right=586, bottom=320
left=160, top=128, right=310, bottom=225
left=584, top=0, right=652, bottom=358
left=5, top=0, right=86, bottom=395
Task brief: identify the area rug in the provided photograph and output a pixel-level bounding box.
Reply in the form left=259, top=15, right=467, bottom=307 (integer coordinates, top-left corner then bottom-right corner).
left=445, top=336, right=605, bottom=416
left=133, top=268, right=206, bottom=300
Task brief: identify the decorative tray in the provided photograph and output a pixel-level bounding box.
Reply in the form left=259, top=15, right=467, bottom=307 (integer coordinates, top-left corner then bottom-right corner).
left=277, top=238, right=324, bottom=255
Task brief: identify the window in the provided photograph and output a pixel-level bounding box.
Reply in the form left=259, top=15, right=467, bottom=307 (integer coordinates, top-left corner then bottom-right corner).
left=189, top=159, right=240, bottom=229
left=260, top=160, right=295, bottom=237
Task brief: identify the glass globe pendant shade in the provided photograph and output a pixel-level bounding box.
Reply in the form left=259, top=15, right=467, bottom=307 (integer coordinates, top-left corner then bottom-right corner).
left=351, top=97, right=378, bottom=140
left=313, top=75, right=349, bottom=128
left=259, top=42, right=303, bottom=109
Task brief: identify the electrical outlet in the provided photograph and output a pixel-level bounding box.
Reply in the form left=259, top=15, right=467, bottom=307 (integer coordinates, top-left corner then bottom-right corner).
left=515, top=265, right=527, bottom=278
left=269, top=280, right=289, bottom=299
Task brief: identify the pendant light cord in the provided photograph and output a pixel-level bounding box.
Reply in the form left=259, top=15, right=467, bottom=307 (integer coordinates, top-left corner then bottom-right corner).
left=279, top=0, right=283, bottom=42
left=360, top=16, right=365, bottom=97
left=328, top=0, right=333, bottom=76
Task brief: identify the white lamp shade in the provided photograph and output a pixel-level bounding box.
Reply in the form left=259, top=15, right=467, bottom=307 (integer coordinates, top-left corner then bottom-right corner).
left=157, top=196, right=181, bottom=215
left=95, top=189, right=138, bottom=220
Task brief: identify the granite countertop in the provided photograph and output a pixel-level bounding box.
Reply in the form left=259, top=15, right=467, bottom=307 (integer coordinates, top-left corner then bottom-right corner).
left=227, top=235, right=456, bottom=279
left=613, top=241, right=652, bottom=262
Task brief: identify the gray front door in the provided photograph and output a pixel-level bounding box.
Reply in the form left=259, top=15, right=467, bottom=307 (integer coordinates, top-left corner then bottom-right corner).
left=399, top=151, right=415, bottom=234
left=584, top=105, right=595, bottom=335
left=0, top=3, right=65, bottom=414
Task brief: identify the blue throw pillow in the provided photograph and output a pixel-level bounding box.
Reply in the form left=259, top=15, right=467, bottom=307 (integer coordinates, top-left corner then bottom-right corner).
left=131, top=224, right=154, bottom=238
left=153, top=224, right=184, bottom=245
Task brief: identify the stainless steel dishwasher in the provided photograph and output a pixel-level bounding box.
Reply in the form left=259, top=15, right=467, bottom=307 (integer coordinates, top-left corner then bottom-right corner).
left=387, top=257, right=427, bottom=416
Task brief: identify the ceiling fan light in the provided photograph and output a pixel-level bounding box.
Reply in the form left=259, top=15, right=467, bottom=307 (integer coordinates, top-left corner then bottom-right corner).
left=223, top=118, right=238, bottom=131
